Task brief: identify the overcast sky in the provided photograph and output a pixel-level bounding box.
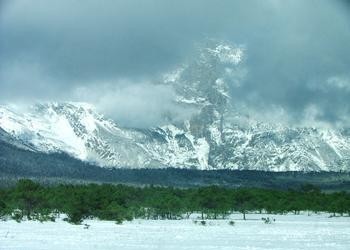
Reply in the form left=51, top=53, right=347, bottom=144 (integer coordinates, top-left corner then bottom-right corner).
left=1, top=0, right=350, bottom=128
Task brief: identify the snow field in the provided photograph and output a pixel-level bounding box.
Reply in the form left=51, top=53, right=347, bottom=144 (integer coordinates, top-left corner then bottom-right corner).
left=0, top=213, right=349, bottom=250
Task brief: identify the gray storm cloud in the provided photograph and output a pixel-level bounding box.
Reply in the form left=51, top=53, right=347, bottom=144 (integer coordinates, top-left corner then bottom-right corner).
left=1, top=0, right=350, bottom=127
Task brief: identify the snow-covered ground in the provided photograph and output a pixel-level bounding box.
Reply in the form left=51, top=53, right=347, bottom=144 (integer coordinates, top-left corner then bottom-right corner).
left=1, top=213, right=349, bottom=250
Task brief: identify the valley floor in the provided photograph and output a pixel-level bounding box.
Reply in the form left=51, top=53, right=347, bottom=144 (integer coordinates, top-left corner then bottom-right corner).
left=0, top=213, right=349, bottom=250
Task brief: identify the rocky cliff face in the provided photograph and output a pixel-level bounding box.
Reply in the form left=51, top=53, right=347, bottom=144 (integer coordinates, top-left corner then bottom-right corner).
left=1, top=42, right=350, bottom=171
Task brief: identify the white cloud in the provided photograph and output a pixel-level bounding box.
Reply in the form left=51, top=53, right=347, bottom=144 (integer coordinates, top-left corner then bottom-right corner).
left=326, top=76, right=350, bottom=92
left=73, top=81, right=196, bottom=128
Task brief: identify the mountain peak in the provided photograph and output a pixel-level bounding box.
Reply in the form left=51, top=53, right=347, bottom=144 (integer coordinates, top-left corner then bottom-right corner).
left=0, top=42, right=349, bottom=172
left=1, top=100, right=350, bottom=171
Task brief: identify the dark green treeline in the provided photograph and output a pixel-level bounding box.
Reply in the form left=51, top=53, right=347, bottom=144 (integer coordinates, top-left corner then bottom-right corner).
left=0, top=180, right=349, bottom=224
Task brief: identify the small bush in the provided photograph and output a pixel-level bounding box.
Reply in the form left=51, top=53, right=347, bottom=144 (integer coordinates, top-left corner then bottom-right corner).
left=115, top=219, right=123, bottom=224
left=229, top=220, right=235, bottom=226
left=262, top=217, right=274, bottom=224
left=11, top=211, right=23, bottom=223
left=34, top=213, right=56, bottom=223
left=65, top=213, right=83, bottom=225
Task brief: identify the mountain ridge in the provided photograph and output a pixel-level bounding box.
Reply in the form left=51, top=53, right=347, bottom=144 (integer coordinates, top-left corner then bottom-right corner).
left=1, top=42, right=350, bottom=172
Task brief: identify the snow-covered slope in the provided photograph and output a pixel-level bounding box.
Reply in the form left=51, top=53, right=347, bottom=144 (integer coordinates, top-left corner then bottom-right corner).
left=0, top=103, right=213, bottom=169
left=1, top=41, right=350, bottom=171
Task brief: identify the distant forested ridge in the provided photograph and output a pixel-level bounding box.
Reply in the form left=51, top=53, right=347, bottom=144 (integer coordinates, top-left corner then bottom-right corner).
left=0, top=179, right=349, bottom=225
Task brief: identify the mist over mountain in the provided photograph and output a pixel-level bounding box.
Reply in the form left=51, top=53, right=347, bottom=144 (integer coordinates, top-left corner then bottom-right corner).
left=1, top=41, right=350, bottom=172
left=1, top=1, right=350, bottom=173
left=1, top=0, right=350, bottom=128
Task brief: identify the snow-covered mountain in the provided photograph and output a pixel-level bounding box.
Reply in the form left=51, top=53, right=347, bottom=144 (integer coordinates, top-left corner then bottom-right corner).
left=1, top=41, right=350, bottom=172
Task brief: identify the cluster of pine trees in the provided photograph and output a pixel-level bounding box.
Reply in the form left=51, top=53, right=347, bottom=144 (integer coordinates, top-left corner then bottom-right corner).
left=0, top=179, right=349, bottom=224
